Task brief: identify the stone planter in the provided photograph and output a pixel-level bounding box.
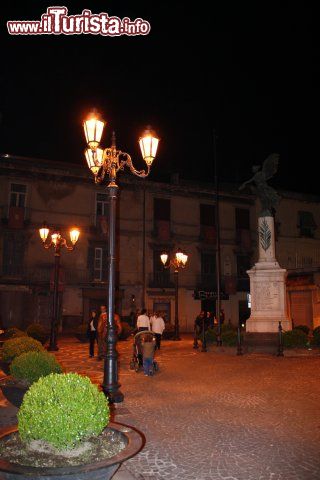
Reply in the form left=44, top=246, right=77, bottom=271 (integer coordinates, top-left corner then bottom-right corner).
left=0, top=421, right=144, bottom=479
left=0, top=379, right=28, bottom=408
left=0, top=360, right=11, bottom=375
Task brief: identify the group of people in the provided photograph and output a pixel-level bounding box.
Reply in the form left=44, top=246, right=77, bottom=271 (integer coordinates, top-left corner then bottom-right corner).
left=87, top=305, right=122, bottom=360
left=194, top=309, right=225, bottom=332
left=136, top=308, right=165, bottom=350
left=87, top=306, right=166, bottom=360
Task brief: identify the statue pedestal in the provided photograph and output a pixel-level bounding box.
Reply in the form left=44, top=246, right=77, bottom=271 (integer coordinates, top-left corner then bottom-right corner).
left=246, top=216, right=291, bottom=333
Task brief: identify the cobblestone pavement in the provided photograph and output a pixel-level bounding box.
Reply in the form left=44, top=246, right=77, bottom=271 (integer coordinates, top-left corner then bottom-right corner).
left=1, top=335, right=320, bottom=480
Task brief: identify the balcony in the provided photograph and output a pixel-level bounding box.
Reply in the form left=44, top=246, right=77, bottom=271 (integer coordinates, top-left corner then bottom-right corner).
left=148, top=272, right=175, bottom=288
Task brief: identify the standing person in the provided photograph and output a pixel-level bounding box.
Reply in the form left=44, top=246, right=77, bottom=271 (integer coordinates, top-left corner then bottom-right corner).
left=141, top=334, right=156, bottom=376
left=114, top=312, right=123, bottom=338
left=194, top=311, right=205, bottom=348
left=136, top=308, right=150, bottom=332
left=87, top=309, right=98, bottom=358
left=97, top=305, right=107, bottom=360
left=150, top=311, right=165, bottom=350
left=219, top=308, right=225, bottom=325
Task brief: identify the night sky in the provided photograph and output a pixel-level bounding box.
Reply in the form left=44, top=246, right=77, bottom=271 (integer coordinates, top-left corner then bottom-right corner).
left=1, top=2, right=319, bottom=193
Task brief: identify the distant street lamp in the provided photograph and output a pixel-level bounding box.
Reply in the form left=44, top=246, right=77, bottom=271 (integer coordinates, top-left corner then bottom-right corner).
left=83, top=110, right=159, bottom=403
left=39, top=225, right=80, bottom=351
left=161, top=248, right=188, bottom=341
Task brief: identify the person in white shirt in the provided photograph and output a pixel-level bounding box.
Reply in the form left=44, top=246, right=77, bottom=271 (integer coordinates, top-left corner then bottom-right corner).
left=150, top=312, right=165, bottom=350
left=136, top=308, right=150, bottom=332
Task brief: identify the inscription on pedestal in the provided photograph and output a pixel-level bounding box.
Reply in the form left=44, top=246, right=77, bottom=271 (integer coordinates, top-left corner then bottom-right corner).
left=252, top=282, right=280, bottom=311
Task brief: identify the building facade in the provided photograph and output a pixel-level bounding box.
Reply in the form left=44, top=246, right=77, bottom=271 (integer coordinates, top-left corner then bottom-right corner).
left=0, top=154, right=319, bottom=332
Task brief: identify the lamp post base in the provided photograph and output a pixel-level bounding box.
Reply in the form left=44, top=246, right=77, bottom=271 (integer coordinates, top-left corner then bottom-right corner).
left=102, top=387, right=124, bottom=404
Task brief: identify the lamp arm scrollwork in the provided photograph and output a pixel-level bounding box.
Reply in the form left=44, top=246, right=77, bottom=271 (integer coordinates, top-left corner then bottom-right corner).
left=123, top=152, right=150, bottom=178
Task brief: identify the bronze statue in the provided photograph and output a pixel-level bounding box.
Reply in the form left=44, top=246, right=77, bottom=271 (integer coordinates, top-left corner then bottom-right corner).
left=239, top=153, right=281, bottom=216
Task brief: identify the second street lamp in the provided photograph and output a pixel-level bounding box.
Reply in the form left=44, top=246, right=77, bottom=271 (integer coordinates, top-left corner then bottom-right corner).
left=39, top=225, right=80, bottom=351
left=83, top=110, right=159, bottom=403
left=161, top=248, right=188, bottom=341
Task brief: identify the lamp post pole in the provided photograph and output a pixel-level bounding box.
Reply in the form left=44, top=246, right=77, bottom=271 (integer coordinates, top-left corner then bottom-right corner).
left=174, top=269, right=180, bottom=341
left=214, top=130, right=222, bottom=346
left=105, top=182, right=121, bottom=401
left=161, top=249, right=188, bottom=341
left=50, top=252, right=61, bottom=351
left=39, top=226, right=80, bottom=352
left=83, top=112, right=159, bottom=403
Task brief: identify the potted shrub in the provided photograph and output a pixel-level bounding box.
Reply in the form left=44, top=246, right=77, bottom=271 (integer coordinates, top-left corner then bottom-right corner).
left=74, top=323, right=89, bottom=343
left=0, top=337, right=44, bottom=375
left=0, top=351, right=62, bottom=408
left=1, top=327, right=27, bottom=341
left=26, top=323, right=50, bottom=345
left=0, top=373, right=144, bottom=479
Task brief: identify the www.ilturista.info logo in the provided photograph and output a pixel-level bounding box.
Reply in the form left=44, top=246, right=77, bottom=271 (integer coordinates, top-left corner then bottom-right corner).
left=7, top=7, right=151, bottom=36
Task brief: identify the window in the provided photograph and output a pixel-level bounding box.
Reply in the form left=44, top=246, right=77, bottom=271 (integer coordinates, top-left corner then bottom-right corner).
left=94, top=248, right=103, bottom=281
left=201, top=253, right=216, bottom=287
left=298, top=211, right=316, bottom=238
left=154, top=198, right=170, bottom=221
left=96, top=193, right=108, bottom=218
left=10, top=183, right=27, bottom=208
left=200, top=204, right=215, bottom=226
left=235, top=208, right=250, bottom=230
left=2, top=231, right=25, bottom=276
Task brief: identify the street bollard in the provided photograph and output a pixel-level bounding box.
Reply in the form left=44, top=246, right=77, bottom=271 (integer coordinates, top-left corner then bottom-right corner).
left=236, top=325, right=243, bottom=356
left=277, top=321, right=284, bottom=357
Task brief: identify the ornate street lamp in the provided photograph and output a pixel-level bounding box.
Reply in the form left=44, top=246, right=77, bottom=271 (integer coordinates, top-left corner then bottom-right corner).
left=83, top=111, right=159, bottom=403
left=161, top=248, right=188, bottom=341
left=39, top=224, right=80, bottom=351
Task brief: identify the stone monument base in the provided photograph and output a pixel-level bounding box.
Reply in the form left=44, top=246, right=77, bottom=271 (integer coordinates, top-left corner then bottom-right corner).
left=246, top=262, right=291, bottom=333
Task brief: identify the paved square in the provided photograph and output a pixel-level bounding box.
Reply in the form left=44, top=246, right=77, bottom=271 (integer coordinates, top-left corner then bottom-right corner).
left=1, top=335, right=320, bottom=479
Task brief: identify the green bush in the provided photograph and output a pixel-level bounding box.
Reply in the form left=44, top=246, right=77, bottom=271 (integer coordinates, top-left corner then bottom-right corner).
left=26, top=324, right=49, bottom=345
left=2, top=337, right=44, bottom=362
left=205, top=324, right=237, bottom=345
left=221, top=329, right=238, bottom=346
left=3, top=327, right=27, bottom=340
left=283, top=328, right=308, bottom=348
left=312, top=326, right=320, bottom=345
left=119, top=321, right=134, bottom=340
left=18, top=373, right=109, bottom=449
left=205, top=328, right=216, bottom=344
left=293, top=325, right=310, bottom=335
left=10, top=351, right=62, bottom=385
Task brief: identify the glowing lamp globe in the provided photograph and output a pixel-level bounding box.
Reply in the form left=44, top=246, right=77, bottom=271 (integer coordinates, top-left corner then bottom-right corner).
left=69, top=228, right=80, bottom=245
left=139, top=128, right=159, bottom=166
left=83, top=112, right=105, bottom=150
